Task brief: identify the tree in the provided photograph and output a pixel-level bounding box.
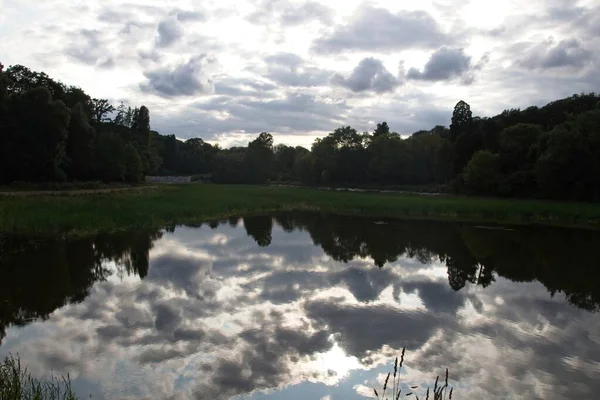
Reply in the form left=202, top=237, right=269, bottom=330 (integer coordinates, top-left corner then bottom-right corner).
left=5, top=65, right=66, bottom=100
left=213, top=148, right=246, bottom=183
left=91, top=98, right=115, bottom=123
left=130, top=105, right=158, bottom=175
left=273, top=144, right=298, bottom=181
left=433, top=139, right=453, bottom=184
left=535, top=110, right=600, bottom=201
left=368, top=133, right=408, bottom=184
left=245, top=132, right=274, bottom=183
left=131, top=105, right=150, bottom=148
left=498, top=123, right=542, bottom=171
left=94, top=131, right=126, bottom=182
left=0, top=62, right=7, bottom=103
left=295, top=152, right=317, bottom=185
left=462, top=150, right=499, bottom=195
left=63, top=86, right=91, bottom=114
left=66, top=103, right=96, bottom=180
left=124, top=144, right=143, bottom=183
left=495, top=123, right=542, bottom=197
left=450, top=100, right=472, bottom=142
left=243, top=216, right=273, bottom=247
left=373, top=122, right=390, bottom=137
left=11, top=87, right=71, bottom=181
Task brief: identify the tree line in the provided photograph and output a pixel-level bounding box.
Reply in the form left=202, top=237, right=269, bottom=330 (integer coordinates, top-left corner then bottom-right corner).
left=245, top=212, right=600, bottom=311
left=0, top=229, right=161, bottom=344
left=1, top=62, right=599, bottom=200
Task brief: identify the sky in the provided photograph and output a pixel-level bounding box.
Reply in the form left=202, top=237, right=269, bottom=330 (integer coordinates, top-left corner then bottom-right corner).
left=1, top=0, right=599, bottom=148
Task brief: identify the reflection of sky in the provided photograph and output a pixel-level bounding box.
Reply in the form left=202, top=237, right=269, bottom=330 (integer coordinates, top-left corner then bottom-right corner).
left=1, top=221, right=600, bottom=400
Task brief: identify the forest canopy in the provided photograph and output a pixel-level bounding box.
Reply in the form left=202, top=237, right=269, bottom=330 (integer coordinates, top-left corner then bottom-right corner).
left=1, top=62, right=599, bottom=201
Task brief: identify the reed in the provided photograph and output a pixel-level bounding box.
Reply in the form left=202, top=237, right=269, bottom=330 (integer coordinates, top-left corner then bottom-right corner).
left=373, top=348, right=453, bottom=400
left=0, top=355, right=77, bottom=400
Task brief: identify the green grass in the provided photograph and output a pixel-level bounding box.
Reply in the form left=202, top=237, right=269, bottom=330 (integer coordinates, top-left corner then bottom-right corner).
left=2, top=184, right=600, bottom=236
left=0, top=356, right=77, bottom=400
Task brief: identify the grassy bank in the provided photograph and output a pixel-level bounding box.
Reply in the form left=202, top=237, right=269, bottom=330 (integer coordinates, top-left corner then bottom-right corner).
left=2, top=184, right=600, bottom=236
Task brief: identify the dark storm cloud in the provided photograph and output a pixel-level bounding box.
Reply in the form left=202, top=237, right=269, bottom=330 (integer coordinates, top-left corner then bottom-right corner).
left=140, top=55, right=216, bottom=97
left=156, top=17, right=183, bottom=48
left=330, top=57, right=402, bottom=93
left=407, top=47, right=486, bottom=83
left=247, top=0, right=333, bottom=26
left=517, top=38, right=593, bottom=70
left=312, top=5, right=452, bottom=54
left=264, top=52, right=334, bottom=87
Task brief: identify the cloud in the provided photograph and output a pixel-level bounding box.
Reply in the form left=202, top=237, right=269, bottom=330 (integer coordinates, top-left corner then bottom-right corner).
left=312, top=5, right=452, bottom=54
left=65, top=29, right=114, bottom=68
left=517, top=38, right=593, bottom=70
left=173, top=10, right=206, bottom=22
left=248, top=0, right=333, bottom=26
left=331, top=57, right=403, bottom=93
left=264, top=52, right=333, bottom=87
left=156, top=17, right=183, bottom=48
left=160, top=91, right=350, bottom=137
left=140, top=55, right=216, bottom=97
left=407, top=47, right=487, bottom=84
left=280, top=1, right=333, bottom=26
left=304, top=299, right=450, bottom=358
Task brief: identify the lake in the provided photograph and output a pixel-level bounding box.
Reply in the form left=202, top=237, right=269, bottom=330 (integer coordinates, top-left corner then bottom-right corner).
left=1, top=212, right=600, bottom=399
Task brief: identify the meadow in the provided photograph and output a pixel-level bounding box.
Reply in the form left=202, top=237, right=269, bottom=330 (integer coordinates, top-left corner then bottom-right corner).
left=2, top=184, right=600, bottom=236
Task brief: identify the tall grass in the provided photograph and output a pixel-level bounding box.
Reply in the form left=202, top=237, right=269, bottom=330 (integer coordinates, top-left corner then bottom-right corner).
left=374, top=348, right=453, bottom=400
left=0, top=356, right=77, bottom=400
left=2, top=184, right=600, bottom=236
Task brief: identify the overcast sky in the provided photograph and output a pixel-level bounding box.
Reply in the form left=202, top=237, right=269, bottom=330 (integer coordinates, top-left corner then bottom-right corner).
left=1, top=0, right=599, bottom=148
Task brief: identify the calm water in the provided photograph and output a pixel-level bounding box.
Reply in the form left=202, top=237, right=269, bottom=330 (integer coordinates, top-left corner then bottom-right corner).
left=1, top=213, right=600, bottom=399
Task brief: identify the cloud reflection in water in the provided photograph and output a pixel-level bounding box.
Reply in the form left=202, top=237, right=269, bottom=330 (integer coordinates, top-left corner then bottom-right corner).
left=1, top=213, right=600, bottom=399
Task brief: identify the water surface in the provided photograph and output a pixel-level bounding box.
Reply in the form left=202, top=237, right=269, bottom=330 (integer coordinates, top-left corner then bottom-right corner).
left=1, top=213, right=600, bottom=399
